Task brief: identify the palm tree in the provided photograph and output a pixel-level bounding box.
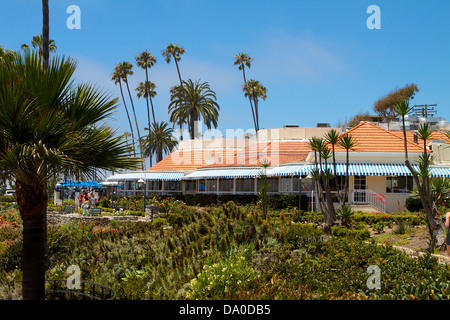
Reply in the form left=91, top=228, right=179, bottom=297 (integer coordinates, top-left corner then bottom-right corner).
left=162, top=43, right=186, bottom=87
left=234, top=53, right=257, bottom=132
left=117, top=61, right=143, bottom=167
left=142, top=122, right=178, bottom=163
left=112, top=66, right=136, bottom=157
left=0, top=50, right=140, bottom=300
left=162, top=44, right=187, bottom=137
left=136, top=80, right=157, bottom=166
left=308, top=137, right=335, bottom=233
left=325, top=129, right=342, bottom=203
left=21, top=34, right=57, bottom=59
left=135, top=51, right=157, bottom=124
left=417, top=123, right=435, bottom=207
left=0, top=46, right=16, bottom=63
left=257, top=159, right=271, bottom=220
left=338, top=133, right=358, bottom=206
left=242, top=79, right=267, bottom=132
left=394, top=100, right=446, bottom=250
left=168, top=79, right=220, bottom=139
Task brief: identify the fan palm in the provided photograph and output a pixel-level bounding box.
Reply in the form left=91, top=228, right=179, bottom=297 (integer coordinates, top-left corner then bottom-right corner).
left=162, top=43, right=186, bottom=86
left=135, top=51, right=157, bottom=124
left=136, top=80, right=157, bottom=166
left=142, top=121, right=178, bottom=163
left=0, top=50, right=140, bottom=299
left=233, top=53, right=257, bottom=132
left=21, top=34, right=57, bottom=59
left=242, top=79, right=266, bottom=132
left=0, top=46, right=16, bottom=63
left=168, top=79, right=220, bottom=140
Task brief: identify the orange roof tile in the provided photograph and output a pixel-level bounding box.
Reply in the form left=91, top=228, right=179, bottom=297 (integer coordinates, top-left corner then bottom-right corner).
left=148, top=149, right=238, bottom=171
left=335, top=121, right=424, bottom=153
left=149, top=122, right=442, bottom=171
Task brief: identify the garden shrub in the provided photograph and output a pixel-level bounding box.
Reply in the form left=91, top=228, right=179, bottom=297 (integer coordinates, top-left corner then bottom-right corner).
left=284, top=223, right=325, bottom=249
left=331, top=225, right=371, bottom=240
left=185, top=248, right=258, bottom=299
left=405, top=197, right=423, bottom=212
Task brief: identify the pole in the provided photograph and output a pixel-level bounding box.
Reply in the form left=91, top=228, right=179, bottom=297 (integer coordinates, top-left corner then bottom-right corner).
left=298, top=176, right=302, bottom=210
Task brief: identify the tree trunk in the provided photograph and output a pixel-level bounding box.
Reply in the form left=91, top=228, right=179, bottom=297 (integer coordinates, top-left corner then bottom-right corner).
left=16, top=181, right=48, bottom=300
left=190, top=109, right=198, bottom=139
left=242, top=69, right=257, bottom=132
left=125, top=81, right=143, bottom=169
left=119, top=81, right=136, bottom=157
left=42, top=0, right=49, bottom=68
left=405, top=160, right=446, bottom=250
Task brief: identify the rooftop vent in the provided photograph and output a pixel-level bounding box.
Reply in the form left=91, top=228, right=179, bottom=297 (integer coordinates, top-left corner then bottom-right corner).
left=283, top=124, right=299, bottom=128
left=316, top=123, right=331, bottom=128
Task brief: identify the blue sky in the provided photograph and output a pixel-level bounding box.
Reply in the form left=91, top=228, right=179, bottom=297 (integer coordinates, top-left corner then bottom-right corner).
left=1, top=0, right=450, bottom=140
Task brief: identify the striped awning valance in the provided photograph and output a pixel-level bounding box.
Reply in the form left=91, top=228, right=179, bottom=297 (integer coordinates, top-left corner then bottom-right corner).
left=183, top=168, right=261, bottom=180
left=106, top=171, right=184, bottom=181
left=269, top=163, right=450, bottom=178
left=270, top=165, right=313, bottom=177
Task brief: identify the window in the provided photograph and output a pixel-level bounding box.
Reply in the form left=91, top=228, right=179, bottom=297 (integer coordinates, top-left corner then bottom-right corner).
left=148, top=180, right=162, bottom=191
left=219, top=179, right=234, bottom=192
left=257, top=178, right=278, bottom=192
left=280, top=177, right=292, bottom=192
left=198, top=180, right=206, bottom=192
left=185, top=180, right=196, bottom=191
left=235, top=179, right=255, bottom=193
left=166, top=181, right=181, bottom=191
left=386, top=176, right=413, bottom=193
left=354, top=175, right=366, bottom=190
left=293, top=176, right=315, bottom=192
left=206, top=179, right=218, bottom=192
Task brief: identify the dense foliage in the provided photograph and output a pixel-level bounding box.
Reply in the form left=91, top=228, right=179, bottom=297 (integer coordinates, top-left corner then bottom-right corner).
left=1, top=200, right=450, bottom=300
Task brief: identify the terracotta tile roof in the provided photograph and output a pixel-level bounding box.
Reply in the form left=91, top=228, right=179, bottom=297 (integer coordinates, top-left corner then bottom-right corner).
left=149, top=122, right=442, bottom=172
left=389, top=129, right=449, bottom=144
left=334, top=121, right=424, bottom=153
left=148, top=149, right=238, bottom=171
left=210, top=140, right=312, bottom=167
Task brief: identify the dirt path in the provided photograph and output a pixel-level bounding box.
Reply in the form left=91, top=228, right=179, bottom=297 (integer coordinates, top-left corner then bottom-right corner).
left=369, top=224, right=450, bottom=264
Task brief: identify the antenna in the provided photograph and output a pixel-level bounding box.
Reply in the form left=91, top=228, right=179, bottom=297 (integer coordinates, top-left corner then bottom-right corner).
left=412, top=104, right=437, bottom=118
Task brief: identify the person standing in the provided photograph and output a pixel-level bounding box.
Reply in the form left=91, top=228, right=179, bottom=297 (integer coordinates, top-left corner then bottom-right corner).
left=445, top=211, right=450, bottom=257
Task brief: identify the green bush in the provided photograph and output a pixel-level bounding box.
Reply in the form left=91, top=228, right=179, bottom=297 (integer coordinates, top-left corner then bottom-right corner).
left=185, top=248, right=258, bottom=299
left=0, top=196, right=15, bottom=203
left=331, top=225, right=371, bottom=240
left=405, top=197, right=423, bottom=212
left=284, top=223, right=325, bottom=249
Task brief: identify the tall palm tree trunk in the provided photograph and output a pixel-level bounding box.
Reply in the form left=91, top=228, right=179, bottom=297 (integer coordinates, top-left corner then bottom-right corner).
left=145, top=67, right=156, bottom=167
left=42, top=0, right=49, bottom=68
left=17, top=181, right=48, bottom=300
left=242, top=69, right=257, bottom=133
left=119, top=81, right=136, bottom=157
left=125, top=81, right=143, bottom=169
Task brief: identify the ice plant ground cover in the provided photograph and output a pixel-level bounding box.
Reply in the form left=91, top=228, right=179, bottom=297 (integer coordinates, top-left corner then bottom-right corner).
left=1, top=200, right=450, bottom=300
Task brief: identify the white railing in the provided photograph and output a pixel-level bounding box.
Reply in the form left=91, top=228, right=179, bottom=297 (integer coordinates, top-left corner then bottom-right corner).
left=351, top=189, right=386, bottom=213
